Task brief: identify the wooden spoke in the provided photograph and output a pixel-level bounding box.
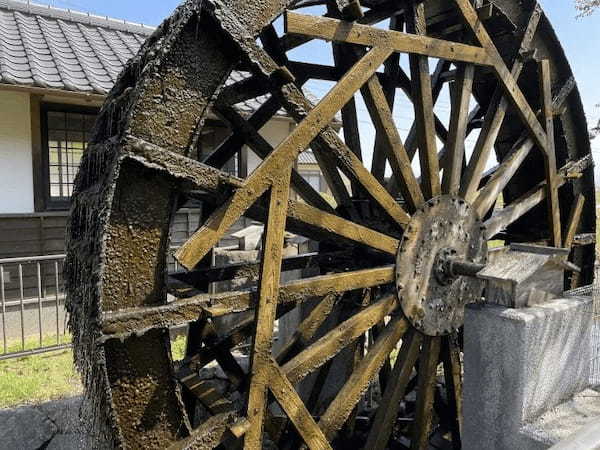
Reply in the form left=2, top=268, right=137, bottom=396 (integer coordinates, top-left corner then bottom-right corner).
left=284, top=12, right=494, bottom=66
left=364, top=328, right=422, bottom=450
left=442, top=63, right=475, bottom=196
left=539, top=59, right=561, bottom=247
left=215, top=103, right=336, bottom=214
left=564, top=194, right=585, bottom=250
left=276, top=293, right=340, bottom=364
left=407, top=2, right=441, bottom=199
left=484, top=156, right=592, bottom=238
left=245, top=169, right=291, bottom=449
left=170, top=252, right=349, bottom=287
left=411, top=335, right=441, bottom=450
left=473, top=74, right=576, bottom=219
left=460, top=4, right=542, bottom=201
left=454, top=0, right=549, bottom=157
left=205, top=266, right=396, bottom=317
left=175, top=46, right=395, bottom=269
left=442, top=333, right=463, bottom=448
left=361, top=74, right=425, bottom=210
left=318, top=316, right=410, bottom=440
left=282, top=294, right=398, bottom=384
left=269, top=359, right=332, bottom=449
left=124, top=137, right=398, bottom=254
left=371, top=16, right=403, bottom=183
left=473, top=137, right=535, bottom=219
left=203, top=94, right=287, bottom=169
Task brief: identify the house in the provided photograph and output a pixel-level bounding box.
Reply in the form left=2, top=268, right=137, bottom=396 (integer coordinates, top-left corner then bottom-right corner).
left=0, top=0, right=331, bottom=263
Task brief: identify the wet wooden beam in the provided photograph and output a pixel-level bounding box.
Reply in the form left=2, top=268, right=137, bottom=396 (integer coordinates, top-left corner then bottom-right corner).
left=283, top=294, right=398, bottom=384
left=170, top=251, right=349, bottom=287
left=442, top=333, right=463, bottom=449
left=484, top=156, right=592, bottom=238
left=124, top=137, right=398, bottom=254
left=539, top=59, right=561, bottom=247
left=564, top=194, right=585, bottom=249
left=442, top=63, right=474, bottom=196
left=361, top=74, right=425, bottom=210
left=407, top=1, right=441, bottom=199
left=175, top=46, right=395, bottom=269
left=474, top=74, right=578, bottom=218
left=459, top=3, right=542, bottom=202
left=215, top=104, right=336, bottom=214
left=245, top=170, right=291, bottom=449
left=364, top=329, right=422, bottom=450
left=276, top=293, right=340, bottom=364
left=318, top=316, right=410, bottom=440
left=268, top=359, right=332, bottom=449
left=411, top=335, right=441, bottom=450
left=284, top=12, right=495, bottom=66
left=454, top=0, right=549, bottom=158
left=371, top=15, right=403, bottom=183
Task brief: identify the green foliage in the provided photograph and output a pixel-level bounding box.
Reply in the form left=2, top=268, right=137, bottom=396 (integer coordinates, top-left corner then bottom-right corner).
left=0, top=335, right=80, bottom=408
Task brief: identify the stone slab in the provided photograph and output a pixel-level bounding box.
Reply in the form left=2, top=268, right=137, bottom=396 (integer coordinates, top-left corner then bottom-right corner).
left=0, top=405, right=57, bottom=450
left=463, top=296, right=593, bottom=450
left=521, top=389, right=600, bottom=448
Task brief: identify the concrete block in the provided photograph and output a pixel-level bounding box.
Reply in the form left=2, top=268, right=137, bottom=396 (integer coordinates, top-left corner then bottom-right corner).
left=463, top=296, right=593, bottom=450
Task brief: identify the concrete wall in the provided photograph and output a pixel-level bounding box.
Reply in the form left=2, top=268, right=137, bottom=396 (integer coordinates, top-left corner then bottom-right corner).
left=0, top=91, right=34, bottom=214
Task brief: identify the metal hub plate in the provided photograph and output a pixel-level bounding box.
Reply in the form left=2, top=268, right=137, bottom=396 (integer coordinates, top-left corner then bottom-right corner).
left=396, top=196, right=487, bottom=336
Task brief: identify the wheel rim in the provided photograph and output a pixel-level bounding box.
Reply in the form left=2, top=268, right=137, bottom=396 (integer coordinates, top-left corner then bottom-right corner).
left=65, top=1, right=596, bottom=449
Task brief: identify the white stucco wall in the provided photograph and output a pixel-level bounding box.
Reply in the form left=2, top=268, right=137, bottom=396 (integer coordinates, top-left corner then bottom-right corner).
left=0, top=91, right=34, bottom=214
left=247, top=118, right=292, bottom=173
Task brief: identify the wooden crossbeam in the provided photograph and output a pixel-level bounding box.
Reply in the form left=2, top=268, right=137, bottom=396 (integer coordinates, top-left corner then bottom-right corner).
left=124, top=138, right=399, bottom=256
left=174, top=46, right=394, bottom=270
left=318, top=316, right=410, bottom=440
left=442, top=334, right=463, bottom=448
left=442, top=63, right=475, bottom=195
left=268, top=359, right=332, bottom=449
left=407, top=2, right=441, bottom=199
left=454, top=0, right=549, bottom=158
left=283, top=294, right=398, bottom=384
left=204, top=266, right=396, bottom=317
left=484, top=156, right=592, bottom=238
left=364, top=329, right=422, bottom=450
left=284, top=12, right=494, bottom=66
left=371, top=15, right=403, bottom=183
left=215, top=104, right=336, bottom=214
left=245, top=170, right=291, bottom=449
left=276, top=293, right=340, bottom=364
left=361, top=74, right=425, bottom=209
left=411, top=336, right=441, bottom=450
left=101, top=265, right=394, bottom=337
left=459, top=4, right=542, bottom=202
left=539, top=59, right=561, bottom=247
left=564, top=194, right=585, bottom=250
left=473, top=75, right=577, bottom=218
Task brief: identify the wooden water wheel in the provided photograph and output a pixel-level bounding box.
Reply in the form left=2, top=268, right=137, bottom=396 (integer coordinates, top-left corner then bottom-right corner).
left=65, top=0, right=596, bottom=448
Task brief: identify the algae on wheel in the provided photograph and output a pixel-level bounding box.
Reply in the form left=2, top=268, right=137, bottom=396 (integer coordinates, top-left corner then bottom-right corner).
left=65, top=0, right=596, bottom=448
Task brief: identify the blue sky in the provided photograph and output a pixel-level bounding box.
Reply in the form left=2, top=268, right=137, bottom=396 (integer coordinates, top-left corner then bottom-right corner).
left=34, top=0, right=600, bottom=175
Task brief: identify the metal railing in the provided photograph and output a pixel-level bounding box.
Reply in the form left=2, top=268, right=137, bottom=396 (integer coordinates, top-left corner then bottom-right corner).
left=0, top=254, right=70, bottom=360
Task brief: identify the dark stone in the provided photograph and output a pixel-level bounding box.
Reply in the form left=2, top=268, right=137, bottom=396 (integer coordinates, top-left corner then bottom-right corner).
left=0, top=406, right=57, bottom=450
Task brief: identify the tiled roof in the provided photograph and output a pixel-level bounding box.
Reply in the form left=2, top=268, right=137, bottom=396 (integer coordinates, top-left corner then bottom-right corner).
left=0, top=0, right=151, bottom=94
left=0, top=0, right=331, bottom=122
left=298, top=150, right=317, bottom=165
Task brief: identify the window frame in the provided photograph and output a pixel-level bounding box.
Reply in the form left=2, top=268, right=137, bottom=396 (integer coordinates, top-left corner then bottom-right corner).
left=40, top=103, right=99, bottom=211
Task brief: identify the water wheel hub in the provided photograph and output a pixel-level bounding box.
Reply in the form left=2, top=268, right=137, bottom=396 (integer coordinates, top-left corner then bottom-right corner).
left=396, top=196, right=488, bottom=336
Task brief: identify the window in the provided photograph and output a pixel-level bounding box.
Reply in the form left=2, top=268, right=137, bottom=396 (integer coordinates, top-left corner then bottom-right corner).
left=42, top=104, right=98, bottom=209
left=301, top=171, right=323, bottom=193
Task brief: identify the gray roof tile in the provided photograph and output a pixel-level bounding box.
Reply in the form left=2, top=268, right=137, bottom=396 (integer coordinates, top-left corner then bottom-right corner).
left=0, top=0, right=309, bottom=120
